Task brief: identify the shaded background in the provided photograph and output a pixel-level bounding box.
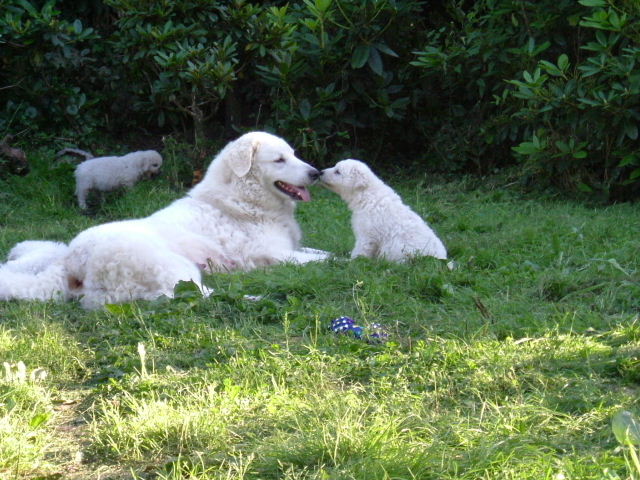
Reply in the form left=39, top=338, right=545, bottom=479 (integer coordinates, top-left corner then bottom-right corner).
left=1, top=0, right=639, bottom=199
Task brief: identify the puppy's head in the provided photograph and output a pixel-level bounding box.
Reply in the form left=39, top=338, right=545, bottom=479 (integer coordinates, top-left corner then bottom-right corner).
left=140, top=151, right=163, bottom=177
left=320, top=159, right=373, bottom=199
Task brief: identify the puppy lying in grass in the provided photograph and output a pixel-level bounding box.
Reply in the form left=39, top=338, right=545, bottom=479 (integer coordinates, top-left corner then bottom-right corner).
left=320, top=159, right=447, bottom=262
left=75, top=150, right=162, bottom=210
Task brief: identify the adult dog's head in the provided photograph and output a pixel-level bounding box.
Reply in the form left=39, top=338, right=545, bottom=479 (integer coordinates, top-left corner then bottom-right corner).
left=194, top=131, right=320, bottom=205
left=320, top=159, right=376, bottom=201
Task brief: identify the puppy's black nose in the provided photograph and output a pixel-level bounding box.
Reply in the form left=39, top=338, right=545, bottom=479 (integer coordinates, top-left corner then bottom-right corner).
left=308, top=169, right=320, bottom=181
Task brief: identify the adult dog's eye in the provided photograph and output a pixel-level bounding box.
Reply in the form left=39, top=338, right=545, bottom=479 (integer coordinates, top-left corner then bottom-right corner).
left=275, top=157, right=285, bottom=163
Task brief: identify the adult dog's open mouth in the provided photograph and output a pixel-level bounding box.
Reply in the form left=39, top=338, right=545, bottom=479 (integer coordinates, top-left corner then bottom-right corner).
left=274, top=181, right=311, bottom=201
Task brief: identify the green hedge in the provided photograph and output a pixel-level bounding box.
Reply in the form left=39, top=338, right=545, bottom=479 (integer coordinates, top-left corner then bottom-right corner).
left=1, top=0, right=639, bottom=199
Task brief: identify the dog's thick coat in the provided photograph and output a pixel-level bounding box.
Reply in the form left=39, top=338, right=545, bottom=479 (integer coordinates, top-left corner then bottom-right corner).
left=0, top=241, right=69, bottom=301
left=320, top=159, right=447, bottom=261
left=75, top=150, right=163, bottom=209
left=0, top=132, right=329, bottom=308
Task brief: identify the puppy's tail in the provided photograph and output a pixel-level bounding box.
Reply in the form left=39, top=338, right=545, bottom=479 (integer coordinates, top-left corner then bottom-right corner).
left=0, top=263, right=68, bottom=301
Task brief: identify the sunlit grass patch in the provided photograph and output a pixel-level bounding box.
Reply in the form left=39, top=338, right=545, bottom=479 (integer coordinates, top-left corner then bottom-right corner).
left=0, top=367, right=54, bottom=475
left=0, top=160, right=639, bottom=478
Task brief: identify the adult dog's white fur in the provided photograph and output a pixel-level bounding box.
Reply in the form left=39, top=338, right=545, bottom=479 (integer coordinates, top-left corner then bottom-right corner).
left=3, top=241, right=69, bottom=274
left=75, top=150, right=163, bottom=209
left=0, top=241, right=69, bottom=301
left=320, top=159, right=447, bottom=261
left=0, top=132, right=329, bottom=309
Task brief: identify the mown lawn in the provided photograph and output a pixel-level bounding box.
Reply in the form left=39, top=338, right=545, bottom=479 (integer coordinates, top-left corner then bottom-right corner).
left=0, top=149, right=639, bottom=479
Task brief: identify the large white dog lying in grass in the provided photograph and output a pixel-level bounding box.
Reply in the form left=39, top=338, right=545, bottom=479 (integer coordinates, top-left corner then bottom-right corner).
left=75, top=150, right=163, bottom=209
left=0, top=132, right=329, bottom=308
left=320, top=159, right=447, bottom=262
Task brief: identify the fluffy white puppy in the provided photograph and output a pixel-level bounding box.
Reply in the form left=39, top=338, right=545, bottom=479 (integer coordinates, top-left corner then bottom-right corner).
left=0, top=132, right=329, bottom=309
left=75, top=150, right=163, bottom=209
left=320, top=159, right=447, bottom=261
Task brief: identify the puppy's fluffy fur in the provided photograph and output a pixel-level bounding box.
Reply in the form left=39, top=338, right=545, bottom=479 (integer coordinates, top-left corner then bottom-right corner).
left=321, top=159, right=447, bottom=261
left=75, top=150, right=163, bottom=209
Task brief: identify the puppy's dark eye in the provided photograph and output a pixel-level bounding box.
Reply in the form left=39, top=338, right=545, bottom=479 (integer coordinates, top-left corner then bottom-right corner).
left=275, top=157, right=285, bottom=163
left=334, top=169, right=341, bottom=175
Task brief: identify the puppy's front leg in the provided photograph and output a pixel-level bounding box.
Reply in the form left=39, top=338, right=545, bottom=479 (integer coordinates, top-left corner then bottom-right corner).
left=351, top=238, right=378, bottom=259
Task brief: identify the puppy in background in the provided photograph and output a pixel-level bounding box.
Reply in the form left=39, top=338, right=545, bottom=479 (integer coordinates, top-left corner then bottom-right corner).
left=320, top=159, right=447, bottom=262
left=75, top=150, right=162, bottom=210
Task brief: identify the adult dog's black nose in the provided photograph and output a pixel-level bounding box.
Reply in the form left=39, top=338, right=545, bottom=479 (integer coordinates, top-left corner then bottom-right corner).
left=308, top=169, right=320, bottom=181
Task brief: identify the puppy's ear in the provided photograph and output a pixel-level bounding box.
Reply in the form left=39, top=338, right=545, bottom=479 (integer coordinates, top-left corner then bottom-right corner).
left=349, top=168, right=369, bottom=190
left=227, top=138, right=259, bottom=177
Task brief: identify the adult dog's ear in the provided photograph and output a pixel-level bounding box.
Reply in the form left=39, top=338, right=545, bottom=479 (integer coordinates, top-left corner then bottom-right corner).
left=227, top=137, right=259, bottom=177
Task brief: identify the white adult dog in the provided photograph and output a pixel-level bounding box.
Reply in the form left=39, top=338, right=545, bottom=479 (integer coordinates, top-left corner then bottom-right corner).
left=75, top=150, right=163, bottom=209
left=0, top=132, right=329, bottom=308
left=320, top=159, right=447, bottom=261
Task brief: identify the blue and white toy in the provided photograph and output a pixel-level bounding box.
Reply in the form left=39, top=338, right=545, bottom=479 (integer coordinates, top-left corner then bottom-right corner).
left=329, top=316, right=388, bottom=343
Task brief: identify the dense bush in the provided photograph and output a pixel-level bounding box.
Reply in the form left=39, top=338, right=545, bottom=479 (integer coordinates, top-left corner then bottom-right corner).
left=1, top=0, right=639, bottom=198
left=99, top=0, right=425, bottom=163
left=0, top=0, right=104, bottom=135
left=411, top=0, right=585, bottom=172
left=507, top=0, right=640, bottom=198
left=411, top=0, right=640, bottom=198
left=254, top=0, right=424, bottom=163
left=103, top=0, right=283, bottom=147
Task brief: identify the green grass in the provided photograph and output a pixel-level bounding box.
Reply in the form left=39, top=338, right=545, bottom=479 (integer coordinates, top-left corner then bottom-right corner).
left=0, top=149, right=639, bottom=479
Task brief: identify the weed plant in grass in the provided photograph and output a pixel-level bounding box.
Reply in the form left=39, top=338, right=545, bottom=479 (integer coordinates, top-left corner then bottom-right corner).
left=0, top=148, right=639, bottom=479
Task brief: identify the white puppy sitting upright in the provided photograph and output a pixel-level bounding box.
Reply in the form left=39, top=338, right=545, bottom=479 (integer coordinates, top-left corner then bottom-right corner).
left=320, top=159, right=447, bottom=261
left=75, top=150, right=162, bottom=209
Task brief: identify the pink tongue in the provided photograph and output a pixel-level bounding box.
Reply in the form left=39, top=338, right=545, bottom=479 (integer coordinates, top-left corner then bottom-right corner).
left=296, top=186, right=311, bottom=202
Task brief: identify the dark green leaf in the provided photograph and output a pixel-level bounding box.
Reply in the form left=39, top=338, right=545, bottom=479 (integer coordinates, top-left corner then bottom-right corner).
left=557, top=54, right=569, bottom=71
left=351, top=44, right=369, bottom=69
left=367, top=47, right=383, bottom=76
left=625, top=122, right=638, bottom=140
left=16, top=0, right=38, bottom=17
left=299, top=98, right=311, bottom=120
left=578, top=0, right=606, bottom=6
left=315, top=0, right=332, bottom=13
left=375, top=42, right=399, bottom=58
left=577, top=182, right=593, bottom=192
left=619, top=155, right=637, bottom=167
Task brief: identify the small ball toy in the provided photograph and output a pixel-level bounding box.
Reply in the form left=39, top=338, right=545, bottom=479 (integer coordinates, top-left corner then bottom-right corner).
left=368, top=322, right=389, bottom=342
left=329, top=317, right=389, bottom=343
left=329, top=316, right=363, bottom=338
